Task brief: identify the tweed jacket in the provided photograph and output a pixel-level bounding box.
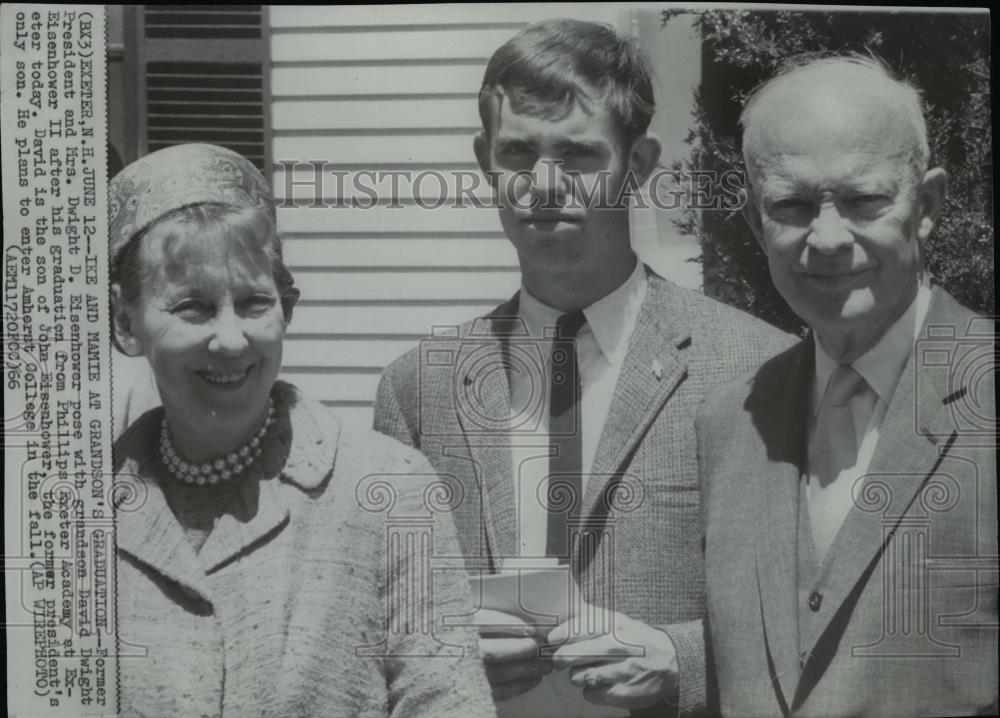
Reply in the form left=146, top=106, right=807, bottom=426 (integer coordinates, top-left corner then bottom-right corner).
left=374, top=268, right=794, bottom=716
left=115, top=381, right=496, bottom=718
left=698, top=286, right=998, bottom=717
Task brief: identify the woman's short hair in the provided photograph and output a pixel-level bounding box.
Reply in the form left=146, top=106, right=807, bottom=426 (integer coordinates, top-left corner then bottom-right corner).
left=110, top=203, right=299, bottom=354
left=109, top=144, right=297, bottom=355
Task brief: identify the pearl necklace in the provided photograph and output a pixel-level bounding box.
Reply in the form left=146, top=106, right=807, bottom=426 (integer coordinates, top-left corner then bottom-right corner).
left=159, top=398, right=276, bottom=486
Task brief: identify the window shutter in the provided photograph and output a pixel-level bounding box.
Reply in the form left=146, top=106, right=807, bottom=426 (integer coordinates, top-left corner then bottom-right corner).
left=134, top=5, right=271, bottom=171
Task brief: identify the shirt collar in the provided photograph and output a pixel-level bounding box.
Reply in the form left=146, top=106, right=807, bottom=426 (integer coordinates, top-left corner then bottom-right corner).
left=813, top=281, right=932, bottom=413
left=518, top=258, right=647, bottom=367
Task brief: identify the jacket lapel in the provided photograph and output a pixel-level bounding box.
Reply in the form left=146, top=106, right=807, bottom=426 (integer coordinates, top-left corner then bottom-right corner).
left=799, top=288, right=964, bottom=660
left=116, top=464, right=214, bottom=602
left=583, top=275, right=690, bottom=515
left=454, top=294, right=520, bottom=567
left=748, top=341, right=813, bottom=709
left=197, top=476, right=291, bottom=574
left=198, top=383, right=336, bottom=574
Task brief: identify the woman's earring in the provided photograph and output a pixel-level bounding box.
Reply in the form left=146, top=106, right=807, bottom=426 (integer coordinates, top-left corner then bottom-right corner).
left=121, top=336, right=143, bottom=357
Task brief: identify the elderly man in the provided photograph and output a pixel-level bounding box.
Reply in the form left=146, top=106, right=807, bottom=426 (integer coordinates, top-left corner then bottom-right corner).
left=697, top=55, right=998, bottom=717
left=375, top=18, right=790, bottom=717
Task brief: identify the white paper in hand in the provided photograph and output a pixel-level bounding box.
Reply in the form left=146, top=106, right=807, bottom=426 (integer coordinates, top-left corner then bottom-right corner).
left=467, top=567, right=628, bottom=718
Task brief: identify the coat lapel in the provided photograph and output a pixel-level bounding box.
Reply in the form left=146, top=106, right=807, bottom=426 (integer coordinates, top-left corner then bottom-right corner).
left=198, top=383, right=335, bottom=574
left=583, top=275, right=690, bottom=515
left=748, top=341, right=813, bottom=709
left=454, top=294, right=521, bottom=567
left=116, top=463, right=214, bottom=602
left=197, top=477, right=290, bottom=574
left=799, top=287, right=964, bottom=659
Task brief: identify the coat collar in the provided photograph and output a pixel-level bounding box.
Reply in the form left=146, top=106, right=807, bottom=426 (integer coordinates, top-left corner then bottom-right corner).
left=115, top=382, right=339, bottom=600
left=268, top=381, right=341, bottom=492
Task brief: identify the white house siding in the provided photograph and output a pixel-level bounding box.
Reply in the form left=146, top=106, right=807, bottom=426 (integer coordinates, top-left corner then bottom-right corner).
left=269, top=5, right=699, bottom=427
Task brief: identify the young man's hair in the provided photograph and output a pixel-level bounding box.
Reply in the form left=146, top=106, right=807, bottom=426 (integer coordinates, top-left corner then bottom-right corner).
left=478, top=19, right=655, bottom=149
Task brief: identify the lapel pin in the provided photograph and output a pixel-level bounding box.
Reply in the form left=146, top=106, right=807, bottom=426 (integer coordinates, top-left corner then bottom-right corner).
left=652, top=360, right=663, bottom=381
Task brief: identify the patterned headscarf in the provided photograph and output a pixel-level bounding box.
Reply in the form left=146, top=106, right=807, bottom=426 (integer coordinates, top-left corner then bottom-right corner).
left=108, top=143, right=272, bottom=261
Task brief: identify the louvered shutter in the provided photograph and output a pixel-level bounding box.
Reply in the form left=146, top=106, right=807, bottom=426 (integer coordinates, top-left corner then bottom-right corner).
left=135, top=5, right=270, bottom=170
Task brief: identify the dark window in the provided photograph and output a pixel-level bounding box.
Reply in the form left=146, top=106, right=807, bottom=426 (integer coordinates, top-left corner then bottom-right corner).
left=119, top=5, right=272, bottom=172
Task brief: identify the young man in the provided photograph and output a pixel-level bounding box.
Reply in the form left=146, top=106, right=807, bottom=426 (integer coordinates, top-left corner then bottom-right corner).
left=375, top=19, right=790, bottom=716
left=698, top=55, right=997, bottom=717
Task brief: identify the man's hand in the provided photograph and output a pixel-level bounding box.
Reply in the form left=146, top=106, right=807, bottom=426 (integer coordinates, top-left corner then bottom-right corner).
left=548, top=606, right=679, bottom=711
left=473, top=608, right=548, bottom=702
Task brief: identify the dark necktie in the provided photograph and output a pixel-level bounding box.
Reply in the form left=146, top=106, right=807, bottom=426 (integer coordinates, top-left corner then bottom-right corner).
left=546, top=310, right=587, bottom=562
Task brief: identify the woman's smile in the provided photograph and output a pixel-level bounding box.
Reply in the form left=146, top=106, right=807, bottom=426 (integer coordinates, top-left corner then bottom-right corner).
left=197, top=365, right=254, bottom=388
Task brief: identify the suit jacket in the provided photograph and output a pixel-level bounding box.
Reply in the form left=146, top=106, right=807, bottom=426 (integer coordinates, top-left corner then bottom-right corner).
left=698, top=286, right=998, bottom=718
left=375, top=268, right=793, bottom=716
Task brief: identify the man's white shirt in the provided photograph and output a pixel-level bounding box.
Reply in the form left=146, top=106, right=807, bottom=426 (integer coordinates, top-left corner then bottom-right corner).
left=507, top=260, right=648, bottom=562
left=808, top=280, right=933, bottom=554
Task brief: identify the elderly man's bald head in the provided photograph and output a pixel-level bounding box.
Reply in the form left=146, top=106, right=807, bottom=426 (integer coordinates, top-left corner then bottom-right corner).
left=741, top=55, right=929, bottom=183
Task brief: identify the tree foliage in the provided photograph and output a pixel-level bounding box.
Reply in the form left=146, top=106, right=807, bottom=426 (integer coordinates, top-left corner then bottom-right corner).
left=663, top=9, right=993, bottom=333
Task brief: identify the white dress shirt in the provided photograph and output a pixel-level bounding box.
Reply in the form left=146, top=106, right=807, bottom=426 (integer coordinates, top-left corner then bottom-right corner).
left=507, top=260, right=648, bottom=563
left=807, top=281, right=933, bottom=556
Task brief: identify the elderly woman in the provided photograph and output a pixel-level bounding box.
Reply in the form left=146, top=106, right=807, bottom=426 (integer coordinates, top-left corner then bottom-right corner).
left=109, top=144, right=494, bottom=717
